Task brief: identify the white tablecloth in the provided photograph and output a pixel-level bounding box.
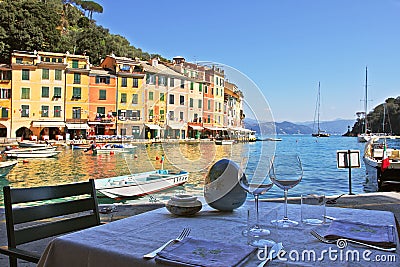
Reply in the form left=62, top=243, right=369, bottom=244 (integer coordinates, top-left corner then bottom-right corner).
left=37, top=201, right=399, bottom=266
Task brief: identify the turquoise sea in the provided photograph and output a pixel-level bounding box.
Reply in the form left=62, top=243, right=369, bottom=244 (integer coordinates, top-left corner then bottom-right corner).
left=0, top=135, right=369, bottom=206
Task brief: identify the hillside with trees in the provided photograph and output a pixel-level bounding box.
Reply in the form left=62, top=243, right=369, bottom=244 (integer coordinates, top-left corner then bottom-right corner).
left=0, top=0, right=166, bottom=65
left=349, top=96, right=400, bottom=136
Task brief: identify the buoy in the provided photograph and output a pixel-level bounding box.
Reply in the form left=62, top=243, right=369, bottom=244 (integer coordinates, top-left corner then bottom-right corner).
left=23, top=159, right=29, bottom=163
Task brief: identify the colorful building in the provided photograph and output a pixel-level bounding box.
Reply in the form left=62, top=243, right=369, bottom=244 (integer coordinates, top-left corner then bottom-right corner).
left=101, top=55, right=145, bottom=138
left=171, top=57, right=205, bottom=139
left=11, top=51, right=67, bottom=140
left=88, top=67, right=117, bottom=136
left=4, top=50, right=246, bottom=141
left=64, top=52, right=91, bottom=139
left=0, top=64, right=12, bottom=137
left=140, top=58, right=189, bottom=139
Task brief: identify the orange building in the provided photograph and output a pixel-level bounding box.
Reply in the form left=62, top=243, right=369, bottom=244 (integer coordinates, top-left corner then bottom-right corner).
left=88, top=67, right=117, bottom=136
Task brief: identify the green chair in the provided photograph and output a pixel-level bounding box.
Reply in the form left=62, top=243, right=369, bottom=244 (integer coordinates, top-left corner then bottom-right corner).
left=0, top=179, right=100, bottom=267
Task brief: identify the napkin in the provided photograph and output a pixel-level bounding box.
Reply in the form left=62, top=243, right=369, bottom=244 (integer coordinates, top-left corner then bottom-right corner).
left=155, top=237, right=257, bottom=267
left=324, top=220, right=397, bottom=248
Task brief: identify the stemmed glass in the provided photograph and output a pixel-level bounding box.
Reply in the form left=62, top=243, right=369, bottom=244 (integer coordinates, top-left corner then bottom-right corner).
left=269, top=154, right=303, bottom=227
left=238, top=157, right=275, bottom=247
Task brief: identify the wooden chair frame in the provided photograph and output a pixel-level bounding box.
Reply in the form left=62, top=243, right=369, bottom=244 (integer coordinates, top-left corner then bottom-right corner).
left=0, top=179, right=100, bottom=267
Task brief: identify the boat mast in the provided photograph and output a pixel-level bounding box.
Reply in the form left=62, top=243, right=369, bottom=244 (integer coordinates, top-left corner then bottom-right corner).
left=317, top=81, right=321, bottom=133
left=382, top=103, right=386, bottom=133
left=364, top=66, right=368, bottom=134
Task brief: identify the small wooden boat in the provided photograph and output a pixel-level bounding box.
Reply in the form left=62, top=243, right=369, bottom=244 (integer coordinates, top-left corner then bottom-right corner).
left=94, top=170, right=189, bottom=198
left=0, top=160, right=18, bottom=177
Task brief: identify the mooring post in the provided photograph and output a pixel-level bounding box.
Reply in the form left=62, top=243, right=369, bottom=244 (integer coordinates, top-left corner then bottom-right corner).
left=348, top=149, right=354, bottom=195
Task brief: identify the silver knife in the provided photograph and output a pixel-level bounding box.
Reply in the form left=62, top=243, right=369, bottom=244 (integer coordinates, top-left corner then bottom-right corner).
left=257, top=242, right=284, bottom=267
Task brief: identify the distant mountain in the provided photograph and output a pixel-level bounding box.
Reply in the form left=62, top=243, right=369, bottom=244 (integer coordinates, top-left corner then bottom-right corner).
left=244, top=118, right=355, bottom=135
left=300, top=119, right=355, bottom=135
left=244, top=119, right=313, bottom=135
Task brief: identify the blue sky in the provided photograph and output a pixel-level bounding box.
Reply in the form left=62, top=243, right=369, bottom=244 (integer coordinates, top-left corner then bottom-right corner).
left=94, top=0, right=400, bottom=122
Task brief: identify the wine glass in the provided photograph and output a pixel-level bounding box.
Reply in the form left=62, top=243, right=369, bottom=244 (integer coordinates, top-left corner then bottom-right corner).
left=269, top=154, right=303, bottom=228
left=238, top=157, right=275, bottom=247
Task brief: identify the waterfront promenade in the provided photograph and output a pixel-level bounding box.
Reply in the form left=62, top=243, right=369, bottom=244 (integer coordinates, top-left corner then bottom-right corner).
left=1, top=192, right=400, bottom=266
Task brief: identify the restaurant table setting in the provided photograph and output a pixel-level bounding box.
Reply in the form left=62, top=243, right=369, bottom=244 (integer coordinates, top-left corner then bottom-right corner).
left=37, top=200, right=399, bottom=267
left=37, top=158, right=399, bottom=266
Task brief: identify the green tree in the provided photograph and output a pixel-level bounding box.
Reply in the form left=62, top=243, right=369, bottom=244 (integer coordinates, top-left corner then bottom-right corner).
left=0, top=0, right=62, bottom=63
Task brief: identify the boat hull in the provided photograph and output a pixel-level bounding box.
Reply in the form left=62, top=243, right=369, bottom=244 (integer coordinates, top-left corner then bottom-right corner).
left=363, top=137, right=400, bottom=190
left=4, top=149, right=60, bottom=158
left=312, top=133, right=330, bottom=137
left=18, top=141, right=50, bottom=148
left=0, top=160, right=17, bottom=177
left=215, top=140, right=235, bottom=145
left=94, top=170, right=189, bottom=198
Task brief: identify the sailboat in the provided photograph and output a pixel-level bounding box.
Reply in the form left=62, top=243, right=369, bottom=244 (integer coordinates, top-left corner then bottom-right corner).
left=357, top=67, right=371, bottom=143
left=312, top=82, right=330, bottom=137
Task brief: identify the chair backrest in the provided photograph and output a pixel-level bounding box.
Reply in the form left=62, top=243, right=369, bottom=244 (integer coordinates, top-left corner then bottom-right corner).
left=3, top=179, right=100, bottom=248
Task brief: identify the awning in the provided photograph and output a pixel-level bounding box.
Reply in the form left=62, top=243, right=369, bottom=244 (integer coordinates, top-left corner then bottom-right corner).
left=32, top=121, right=65, bottom=127
left=205, top=127, right=224, bottom=131
left=145, top=124, right=162, bottom=130
left=228, top=127, right=249, bottom=132
left=65, top=123, right=90, bottom=130
left=168, top=124, right=185, bottom=130
left=88, top=121, right=115, bottom=125
left=189, top=125, right=203, bottom=130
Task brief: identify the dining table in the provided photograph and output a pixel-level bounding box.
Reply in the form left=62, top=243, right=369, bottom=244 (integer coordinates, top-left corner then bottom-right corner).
left=37, top=200, right=399, bottom=267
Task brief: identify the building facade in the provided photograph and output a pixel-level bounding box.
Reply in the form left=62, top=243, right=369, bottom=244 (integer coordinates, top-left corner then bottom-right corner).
left=3, top=50, right=245, bottom=141
left=101, top=55, right=145, bottom=138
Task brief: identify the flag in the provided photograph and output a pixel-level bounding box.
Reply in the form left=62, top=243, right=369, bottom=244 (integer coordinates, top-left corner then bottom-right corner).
left=381, top=143, right=390, bottom=172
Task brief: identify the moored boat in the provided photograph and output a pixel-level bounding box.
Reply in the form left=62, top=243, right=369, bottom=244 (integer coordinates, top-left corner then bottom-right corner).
left=363, top=136, right=400, bottom=191
left=94, top=169, right=189, bottom=198
left=248, top=131, right=257, bottom=142
left=18, top=140, right=52, bottom=148
left=266, top=137, right=282, bottom=141
left=312, top=82, right=330, bottom=137
left=215, top=139, right=236, bottom=145
left=0, top=160, right=18, bottom=177
left=4, top=147, right=60, bottom=158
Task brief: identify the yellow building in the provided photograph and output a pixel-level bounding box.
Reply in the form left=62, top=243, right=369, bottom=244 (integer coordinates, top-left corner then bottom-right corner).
left=64, top=52, right=91, bottom=139
left=0, top=64, right=12, bottom=138
left=11, top=51, right=67, bottom=139
left=101, top=55, right=145, bottom=138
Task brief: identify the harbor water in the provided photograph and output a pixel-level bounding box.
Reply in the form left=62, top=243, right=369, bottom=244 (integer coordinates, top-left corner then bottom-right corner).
left=0, top=135, right=369, bottom=206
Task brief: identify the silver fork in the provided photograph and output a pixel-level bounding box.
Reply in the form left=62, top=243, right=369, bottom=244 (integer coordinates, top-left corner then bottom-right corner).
left=310, top=230, right=396, bottom=252
left=143, top=228, right=191, bottom=259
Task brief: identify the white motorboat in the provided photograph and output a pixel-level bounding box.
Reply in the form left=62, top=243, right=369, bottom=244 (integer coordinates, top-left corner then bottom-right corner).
left=18, top=140, right=51, bottom=148
left=94, top=170, right=189, bottom=198
left=0, top=160, right=18, bottom=177
left=363, top=136, right=400, bottom=191
left=215, top=139, right=236, bottom=145
left=4, top=147, right=60, bottom=158
left=88, top=143, right=136, bottom=154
